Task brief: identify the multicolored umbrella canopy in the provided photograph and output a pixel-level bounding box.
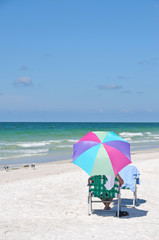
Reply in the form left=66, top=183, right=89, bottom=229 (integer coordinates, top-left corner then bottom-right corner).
left=73, top=131, right=131, bottom=177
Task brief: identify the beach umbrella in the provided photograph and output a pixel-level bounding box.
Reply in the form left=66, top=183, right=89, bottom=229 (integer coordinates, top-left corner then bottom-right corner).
left=73, top=131, right=131, bottom=177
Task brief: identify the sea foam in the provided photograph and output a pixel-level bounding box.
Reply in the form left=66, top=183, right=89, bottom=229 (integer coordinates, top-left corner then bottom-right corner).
left=120, top=132, right=144, bottom=137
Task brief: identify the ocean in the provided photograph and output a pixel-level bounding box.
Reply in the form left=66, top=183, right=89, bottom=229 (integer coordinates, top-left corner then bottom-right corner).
left=0, top=122, right=159, bottom=167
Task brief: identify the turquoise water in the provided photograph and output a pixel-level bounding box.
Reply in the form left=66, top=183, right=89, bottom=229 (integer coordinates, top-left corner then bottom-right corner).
left=0, top=122, right=159, bottom=166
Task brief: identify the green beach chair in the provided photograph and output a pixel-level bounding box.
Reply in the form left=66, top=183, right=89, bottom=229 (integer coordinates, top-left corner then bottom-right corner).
left=88, top=175, right=121, bottom=217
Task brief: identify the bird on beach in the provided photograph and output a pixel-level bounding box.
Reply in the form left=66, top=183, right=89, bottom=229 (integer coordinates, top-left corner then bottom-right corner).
left=4, top=165, right=9, bottom=171
left=31, top=163, right=36, bottom=170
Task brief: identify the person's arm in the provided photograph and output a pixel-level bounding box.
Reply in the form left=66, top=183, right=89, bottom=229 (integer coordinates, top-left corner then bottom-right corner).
left=117, top=174, right=124, bottom=186
left=88, top=176, right=94, bottom=184
left=88, top=177, right=90, bottom=184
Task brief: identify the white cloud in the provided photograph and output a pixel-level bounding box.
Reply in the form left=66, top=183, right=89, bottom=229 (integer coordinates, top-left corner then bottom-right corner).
left=13, top=76, right=33, bottom=86
left=97, top=84, right=122, bottom=90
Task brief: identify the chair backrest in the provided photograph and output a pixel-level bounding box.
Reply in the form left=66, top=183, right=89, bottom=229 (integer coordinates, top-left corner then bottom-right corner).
left=89, top=175, right=119, bottom=199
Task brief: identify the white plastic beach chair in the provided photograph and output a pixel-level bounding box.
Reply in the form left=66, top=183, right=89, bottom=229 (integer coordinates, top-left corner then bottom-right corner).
left=119, top=165, right=140, bottom=206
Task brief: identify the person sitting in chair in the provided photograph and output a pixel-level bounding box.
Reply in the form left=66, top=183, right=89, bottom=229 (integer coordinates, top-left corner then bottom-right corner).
left=88, top=174, right=124, bottom=210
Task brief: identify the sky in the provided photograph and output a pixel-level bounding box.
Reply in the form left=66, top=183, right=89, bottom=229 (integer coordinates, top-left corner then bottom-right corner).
left=0, top=0, right=159, bottom=122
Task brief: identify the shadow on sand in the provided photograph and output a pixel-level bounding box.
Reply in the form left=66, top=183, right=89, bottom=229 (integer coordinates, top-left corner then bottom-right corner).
left=119, top=198, right=146, bottom=207
left=91, top=198, right=147, bottom=218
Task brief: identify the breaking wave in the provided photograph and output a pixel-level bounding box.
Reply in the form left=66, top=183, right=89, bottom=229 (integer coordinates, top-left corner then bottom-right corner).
left=120, top=132, right=144, bottom=137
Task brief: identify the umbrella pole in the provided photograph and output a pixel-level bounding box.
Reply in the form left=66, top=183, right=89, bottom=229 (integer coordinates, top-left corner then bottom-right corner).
left=117, top=188, right=121, bottom=217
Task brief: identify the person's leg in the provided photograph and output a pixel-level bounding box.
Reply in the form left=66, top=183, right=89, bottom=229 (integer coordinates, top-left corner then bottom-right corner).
left=102, top=199, right=113, bottom=210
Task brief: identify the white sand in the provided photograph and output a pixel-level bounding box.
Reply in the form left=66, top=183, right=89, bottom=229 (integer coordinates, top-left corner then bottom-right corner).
left=0, top=149, right=159, bottom=240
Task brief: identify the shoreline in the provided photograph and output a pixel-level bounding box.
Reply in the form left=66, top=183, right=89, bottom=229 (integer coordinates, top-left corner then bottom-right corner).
left=1, top=147, right=159, bottom=170
left=0, top=147, right=159, bottom=181
left=0, top=152, right=72, bottom=169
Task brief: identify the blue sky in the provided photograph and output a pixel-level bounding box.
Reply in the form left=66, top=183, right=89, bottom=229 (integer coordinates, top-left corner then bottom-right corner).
left=0, top=0, right=159, bottom=122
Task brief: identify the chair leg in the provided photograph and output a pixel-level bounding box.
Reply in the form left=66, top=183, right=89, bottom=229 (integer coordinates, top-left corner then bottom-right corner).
left=133, top=192, right=135, bottom=206
left=88, top=196, right=92, bottom=215
left=117, top=189, right=121, bottom=217
left=90, top=197, right=92, bottom=215
left=133, top=179, right=137, bottom=206
left=119, top=196, right=121, bottom=211
left=117, top=199, right=120, bottom=217
left=133, top=189, right=137, bottom=206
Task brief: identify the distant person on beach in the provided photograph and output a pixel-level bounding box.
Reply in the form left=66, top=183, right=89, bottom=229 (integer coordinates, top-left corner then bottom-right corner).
left=88, top=174, right=124, bottom=210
